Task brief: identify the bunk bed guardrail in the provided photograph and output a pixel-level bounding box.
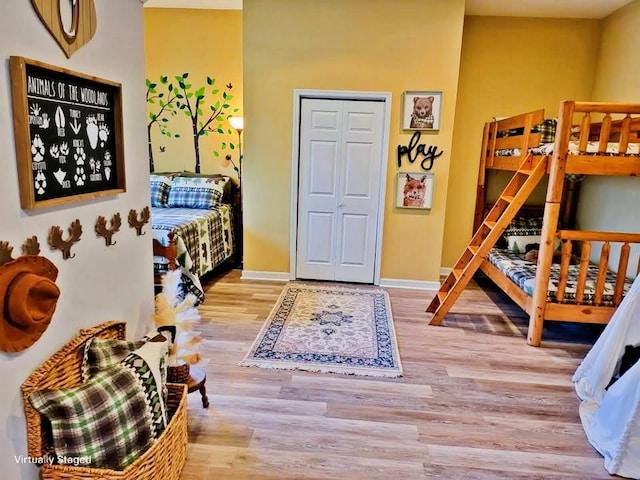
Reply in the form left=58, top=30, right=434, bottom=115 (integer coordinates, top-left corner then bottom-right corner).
left=554, top=230, right=640, bottom=308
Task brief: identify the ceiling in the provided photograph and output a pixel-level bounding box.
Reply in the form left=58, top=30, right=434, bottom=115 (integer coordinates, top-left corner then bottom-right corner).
left=143, top=0, right=242, bottom=9
left=143, top=0, right=634, bottom=19
left=466, top=0, right=633, bottom=19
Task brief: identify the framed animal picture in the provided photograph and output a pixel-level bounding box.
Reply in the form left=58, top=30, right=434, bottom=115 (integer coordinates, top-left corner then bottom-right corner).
left=9, top=56, right=126, bottom=210
left=402, top=90, right=442, bottom=131
left=396, top=172, right=434, bottom=209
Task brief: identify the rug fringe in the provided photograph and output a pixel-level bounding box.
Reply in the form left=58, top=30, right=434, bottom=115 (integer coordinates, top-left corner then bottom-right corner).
left=237, top=360, right=403, bottom=378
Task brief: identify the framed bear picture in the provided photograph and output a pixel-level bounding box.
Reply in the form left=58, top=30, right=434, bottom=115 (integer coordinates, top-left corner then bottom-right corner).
left=402, top=90, right=442, bottom=131
left=396, top=172, right=434, bottom=209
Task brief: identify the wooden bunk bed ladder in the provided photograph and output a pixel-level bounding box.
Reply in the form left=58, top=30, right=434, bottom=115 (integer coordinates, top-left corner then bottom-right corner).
left=427, top=154, right=548, bottom=324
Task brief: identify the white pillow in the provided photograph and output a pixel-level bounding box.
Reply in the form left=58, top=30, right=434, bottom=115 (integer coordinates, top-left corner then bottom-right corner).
left=505, top=234, right=541, bottom=254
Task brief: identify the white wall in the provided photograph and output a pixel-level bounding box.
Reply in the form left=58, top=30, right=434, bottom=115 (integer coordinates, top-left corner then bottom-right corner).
left=0, top=1, right=152, bottom=478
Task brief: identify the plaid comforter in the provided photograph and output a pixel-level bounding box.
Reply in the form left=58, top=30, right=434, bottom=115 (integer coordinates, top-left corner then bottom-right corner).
left=487, top=248, right=633, bottom=305
left=152, top=205, right=234, bottom=302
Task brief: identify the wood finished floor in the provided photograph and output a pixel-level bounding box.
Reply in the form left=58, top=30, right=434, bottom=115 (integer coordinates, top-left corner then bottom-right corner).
left=181, top=269, right=615, bottom=480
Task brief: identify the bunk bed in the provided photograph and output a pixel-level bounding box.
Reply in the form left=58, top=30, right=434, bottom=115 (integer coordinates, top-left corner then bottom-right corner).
left=428, top=100, right=640, bottom=346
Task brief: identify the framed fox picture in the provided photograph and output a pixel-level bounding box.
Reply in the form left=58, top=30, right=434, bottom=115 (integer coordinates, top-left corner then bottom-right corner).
left=396, top=172, right=434, bottom=209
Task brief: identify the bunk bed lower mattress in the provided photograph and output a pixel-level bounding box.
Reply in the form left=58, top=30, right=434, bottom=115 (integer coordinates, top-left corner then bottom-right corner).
left=487, top=249, right=633, bottom=305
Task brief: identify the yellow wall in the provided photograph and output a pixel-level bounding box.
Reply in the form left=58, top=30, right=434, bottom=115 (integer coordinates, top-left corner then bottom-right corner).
left=576, top=0, right=640, bottom=274
left=442, top=16, right=601, bottom=267
left=143, top=8, right=243, bottom=176
left=243, top=0, right=465, bottom=280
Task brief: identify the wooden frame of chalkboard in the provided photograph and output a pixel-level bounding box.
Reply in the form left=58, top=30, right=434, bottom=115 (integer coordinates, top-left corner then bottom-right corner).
left=9, top=56, right=126, bottom=210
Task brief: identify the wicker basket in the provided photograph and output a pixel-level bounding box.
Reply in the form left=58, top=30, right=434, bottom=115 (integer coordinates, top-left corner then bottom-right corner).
left=21, top=321, right=188, bottom=480
left=167, top=362, right=190, bottom=383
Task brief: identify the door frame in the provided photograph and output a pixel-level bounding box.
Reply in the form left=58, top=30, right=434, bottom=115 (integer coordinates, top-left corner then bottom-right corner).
left=289, top=89, right=392, bottom=283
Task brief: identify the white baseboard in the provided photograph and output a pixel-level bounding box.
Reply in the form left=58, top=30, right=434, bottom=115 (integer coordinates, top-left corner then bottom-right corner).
left=379, top=278, right=440, bottom=291
left=440, top=267, right=452, bottom=277
left=240, top=272, right=440, bottom=290
left=241, top=270, right=290, bottom=282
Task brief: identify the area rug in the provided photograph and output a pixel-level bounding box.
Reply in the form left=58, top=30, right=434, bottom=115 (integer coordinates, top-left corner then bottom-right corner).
left=238, top=283, right=403, bottom=377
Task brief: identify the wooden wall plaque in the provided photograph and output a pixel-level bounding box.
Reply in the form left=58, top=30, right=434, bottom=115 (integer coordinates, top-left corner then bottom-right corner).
left=9, top=56, right=126, bottom=210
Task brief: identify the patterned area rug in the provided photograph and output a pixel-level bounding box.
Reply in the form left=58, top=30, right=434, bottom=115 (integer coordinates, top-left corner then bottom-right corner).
left=239, top=283, right=403, bottom=377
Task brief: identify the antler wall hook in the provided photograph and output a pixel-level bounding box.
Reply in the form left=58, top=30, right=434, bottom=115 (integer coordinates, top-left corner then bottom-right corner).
left=128, top=206, right=150, bottom=236
left=48, top=219, right=83, bottom=259
left=0, top=241, right=15, bottom=266
left=22, top=236, right=41, bottom=256
left=95, top=213, right=122, bottom=246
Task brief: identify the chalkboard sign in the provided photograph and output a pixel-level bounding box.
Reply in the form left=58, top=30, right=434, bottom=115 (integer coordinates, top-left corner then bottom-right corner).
left=9, top=57, right=126, bottom=209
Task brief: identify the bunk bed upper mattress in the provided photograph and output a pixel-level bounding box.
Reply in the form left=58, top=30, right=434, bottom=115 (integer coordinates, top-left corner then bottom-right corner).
left=487, top=249, right=633, bottom=305
left=495, top=141, right=640, bottom=158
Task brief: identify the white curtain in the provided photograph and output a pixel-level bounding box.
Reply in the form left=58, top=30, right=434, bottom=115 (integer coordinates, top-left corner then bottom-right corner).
left=573, top=274, right=640, bottom=479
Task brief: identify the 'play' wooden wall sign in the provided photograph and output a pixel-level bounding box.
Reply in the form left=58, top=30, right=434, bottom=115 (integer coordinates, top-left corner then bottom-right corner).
left=32, top=0, right=97, bottom=58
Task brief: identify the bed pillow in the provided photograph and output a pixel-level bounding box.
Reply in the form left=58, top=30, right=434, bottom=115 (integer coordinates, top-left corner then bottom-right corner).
left=504, top=217, right=544, bottom=236
left=150, top=174, right=173, bottom=207
left=503, top=217, right=544, bottom=253
left=28, top=341, right=169, bottom=470
left=166, top=176, right=225, bottom=209
left=178, top=172, right=234, bottom=203
left=504, top=234, right=542, bottom=254
left=502, top=217, right=563, bottom=253
left=532, top=119, right=557, bottom=144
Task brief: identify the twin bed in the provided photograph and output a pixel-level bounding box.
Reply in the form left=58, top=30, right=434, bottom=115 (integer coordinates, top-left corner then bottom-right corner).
left=431, top=101, right=640, bottom=346
left=150, top=173, right=239, bottom=302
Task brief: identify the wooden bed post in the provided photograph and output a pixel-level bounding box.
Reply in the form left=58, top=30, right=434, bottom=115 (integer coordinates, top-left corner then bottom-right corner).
left=473, top=123, right=491, bottom=233
left=528, top=100, right=575, bottom=346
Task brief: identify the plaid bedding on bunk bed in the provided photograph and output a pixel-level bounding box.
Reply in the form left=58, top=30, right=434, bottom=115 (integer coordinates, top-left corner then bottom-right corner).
left=494, top=118, right=640, bottom=157
left=152, top=205, right=234, bottom=302
left=487, top=249, right=634, bottom=305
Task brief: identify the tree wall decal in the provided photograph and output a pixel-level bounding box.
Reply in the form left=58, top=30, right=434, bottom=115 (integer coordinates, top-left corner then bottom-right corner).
left=175, top=73, right=237, bottom=173
left=146, top=75, right=180, bottom=172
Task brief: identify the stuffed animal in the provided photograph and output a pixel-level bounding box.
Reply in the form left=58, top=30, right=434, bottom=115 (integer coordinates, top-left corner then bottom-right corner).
left=410, top=96, right=434, bottom=129
left=524, top=248, right=576, bottom=265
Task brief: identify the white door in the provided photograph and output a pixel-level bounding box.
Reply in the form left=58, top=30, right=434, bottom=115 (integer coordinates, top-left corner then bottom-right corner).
left=296, top=98, right=385, bottom=283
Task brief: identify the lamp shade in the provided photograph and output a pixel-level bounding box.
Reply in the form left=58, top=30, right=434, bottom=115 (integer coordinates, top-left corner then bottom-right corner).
left=229, top=117, right=244, bottom=132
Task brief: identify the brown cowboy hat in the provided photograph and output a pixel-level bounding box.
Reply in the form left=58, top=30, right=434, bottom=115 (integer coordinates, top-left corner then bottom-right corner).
left=0, top=256, right=60, bottom=353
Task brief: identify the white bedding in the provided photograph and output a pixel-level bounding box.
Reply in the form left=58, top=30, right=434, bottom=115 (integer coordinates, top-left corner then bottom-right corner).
left=573, top=274, right=640, bottom=479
